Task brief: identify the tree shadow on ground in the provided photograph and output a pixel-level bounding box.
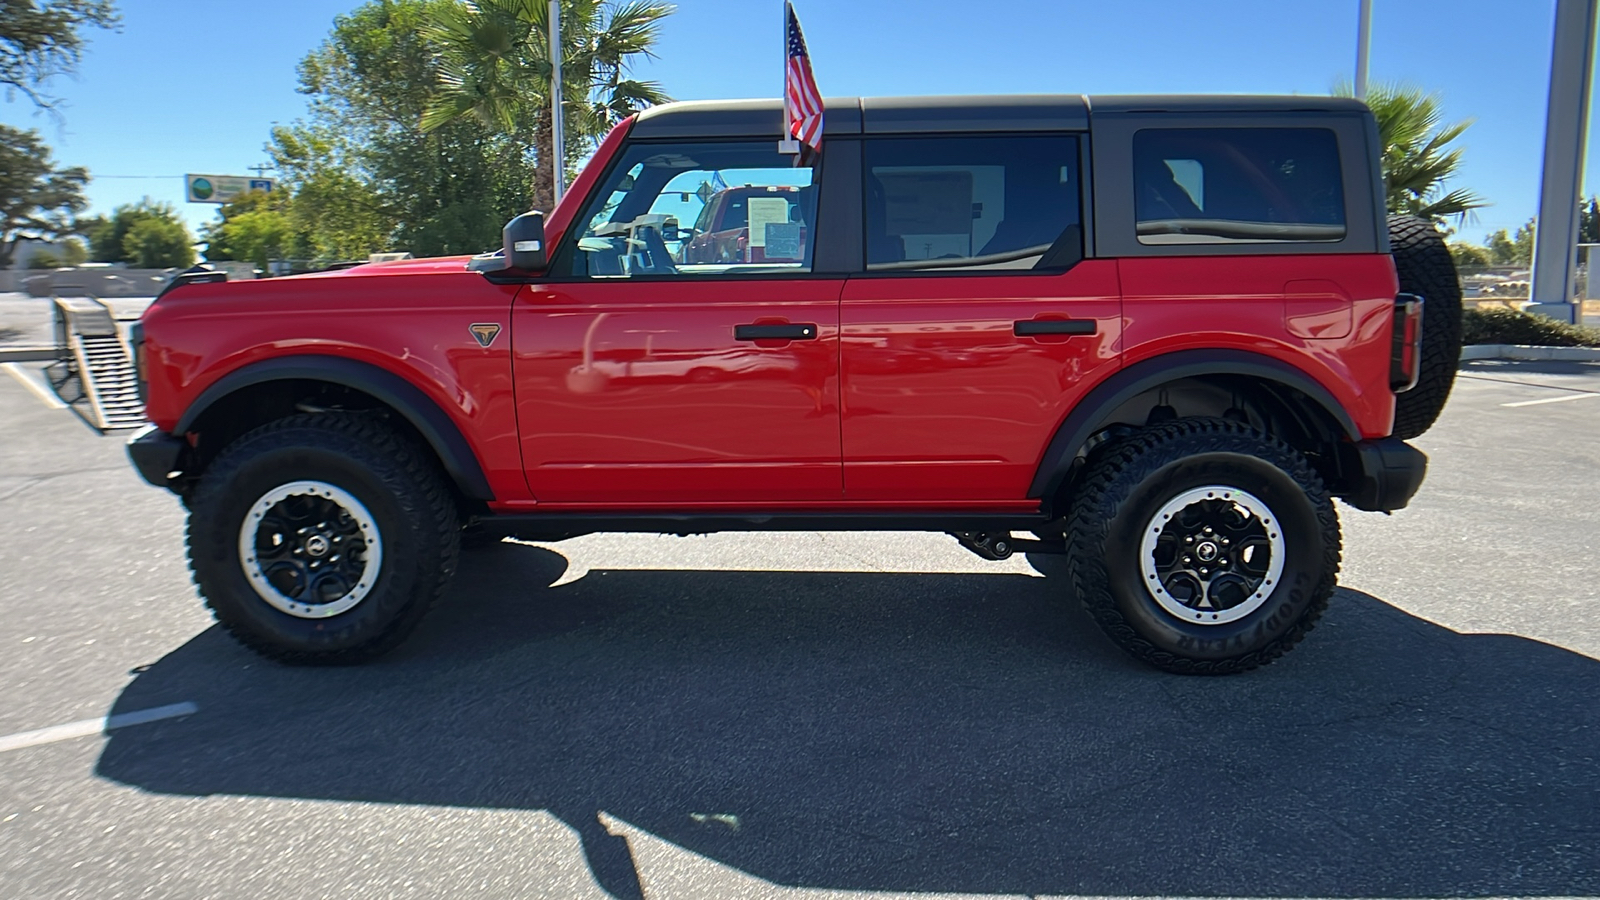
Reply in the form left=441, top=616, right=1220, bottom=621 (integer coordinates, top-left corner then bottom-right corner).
left=98, top=543, right=1600, bottom=898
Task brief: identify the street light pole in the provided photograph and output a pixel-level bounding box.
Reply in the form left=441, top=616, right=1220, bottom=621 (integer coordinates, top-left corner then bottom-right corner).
left=1354, top=0, right=1372, bottom=99
left=549, top=0, right=565, bottom=206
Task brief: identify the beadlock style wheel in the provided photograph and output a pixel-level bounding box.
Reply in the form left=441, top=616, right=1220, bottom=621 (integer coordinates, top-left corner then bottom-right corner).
left=187, top=414, right=459, bottom=664
left=1066, top=418, right=1341, bottom=674
left=1139, top=486, right=1285, bottom=626
left=239, top=480, right=383, bottom=619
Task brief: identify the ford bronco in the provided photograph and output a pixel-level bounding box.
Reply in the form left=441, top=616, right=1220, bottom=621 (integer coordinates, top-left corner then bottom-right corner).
left=126, top=95, right=1459, bottom=673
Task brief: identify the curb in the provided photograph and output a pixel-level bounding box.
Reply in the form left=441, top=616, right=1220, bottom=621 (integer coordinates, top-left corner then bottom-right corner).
left=1460, top=344, right=1600, bottom=362
left=0, top=346, right=59, bottom=363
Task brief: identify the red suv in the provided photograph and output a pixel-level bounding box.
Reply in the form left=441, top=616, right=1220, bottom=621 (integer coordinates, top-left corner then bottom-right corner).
left=127, top=95, right=1458, bottom=673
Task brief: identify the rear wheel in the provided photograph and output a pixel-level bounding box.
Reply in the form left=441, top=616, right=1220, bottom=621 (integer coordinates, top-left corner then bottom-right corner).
left=1065, top=418, right=1340, bottom=674
left=1389, top=214, right=1462, bottom=439
left=186, top=414, right=460, bottom=664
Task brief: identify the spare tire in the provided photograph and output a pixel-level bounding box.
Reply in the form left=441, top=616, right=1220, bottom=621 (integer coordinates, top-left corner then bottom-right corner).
left=1388, top=214, right=1462, bottom=439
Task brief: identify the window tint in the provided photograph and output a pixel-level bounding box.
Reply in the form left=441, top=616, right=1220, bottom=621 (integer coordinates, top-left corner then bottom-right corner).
left=567, top=141, right=816, bottom=277
left=1133, top=128, right=1346, bottom=244
left=864, top=135, right=1082, bottom=272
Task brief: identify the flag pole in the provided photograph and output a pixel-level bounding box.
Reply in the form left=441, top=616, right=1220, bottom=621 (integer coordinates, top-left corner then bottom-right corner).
left=779, top=1, right=801, bottom=154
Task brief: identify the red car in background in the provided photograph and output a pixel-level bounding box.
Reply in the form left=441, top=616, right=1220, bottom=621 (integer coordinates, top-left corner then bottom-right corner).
left=682, top=184, right=810, bottom=266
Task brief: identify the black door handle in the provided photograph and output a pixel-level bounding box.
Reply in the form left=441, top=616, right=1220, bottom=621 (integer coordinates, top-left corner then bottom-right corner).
left=1014, top=319, right=1096, bottom=337
left=735, top=323, right=818, bottom=341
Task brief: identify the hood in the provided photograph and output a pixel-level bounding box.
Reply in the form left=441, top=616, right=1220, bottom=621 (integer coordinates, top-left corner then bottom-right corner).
left=281, top=256, right=479, bottom=279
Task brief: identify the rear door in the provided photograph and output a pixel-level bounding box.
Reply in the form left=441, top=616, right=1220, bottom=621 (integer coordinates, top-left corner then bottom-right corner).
left=840, top=133, right=1122, bottom=501
left=514, top=139, right=843, bottom=504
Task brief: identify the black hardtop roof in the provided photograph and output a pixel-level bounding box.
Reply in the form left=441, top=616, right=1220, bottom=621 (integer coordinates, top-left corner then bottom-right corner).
left=630, top=94, right=1371, bottom=139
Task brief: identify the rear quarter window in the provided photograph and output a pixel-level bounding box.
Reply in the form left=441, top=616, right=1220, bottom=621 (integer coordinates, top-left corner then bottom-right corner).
left=1133, top=128, right=1345, bottom=244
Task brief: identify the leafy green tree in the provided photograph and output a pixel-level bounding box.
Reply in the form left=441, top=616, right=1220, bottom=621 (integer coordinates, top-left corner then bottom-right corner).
left=1580, top=196, right=1600, bottom=245
left=272, top=0, right=555, bottom=259
left=1338, top=82, right=1487, bottom=227
left=0, top=124, right=88, bottom=268
left=269, top=124, right=396, bottom=261
left=202, top=189, right=305, bottom=266
left=216, top=210, right=291, bottom=269
left=86, top=200, right=154, bottom=261
left=24, top=236, right=87, bottom=268
left=1485, top=219, right=1535, bottom=266
left=122, top=213, right=194, bottom=268
left=1, top=0, right=119, bottom=109
left=1449, top=241, right=1490, bottom=269
left=423, top=0, right=673, bottom=212
left=88, top=199, right=193, bottom=266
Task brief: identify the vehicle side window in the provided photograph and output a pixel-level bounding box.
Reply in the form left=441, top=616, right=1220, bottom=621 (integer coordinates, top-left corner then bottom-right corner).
left=566, top=141, right=817, bottom=278
left=863, top=134, right=1082, bottom=272
left=1133, top=128, right=1345, bottom=244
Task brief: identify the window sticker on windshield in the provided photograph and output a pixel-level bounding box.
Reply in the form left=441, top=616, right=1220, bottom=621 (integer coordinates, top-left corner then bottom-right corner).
left=764, top=222, right=803, bottom=259
left=746, top=198, right=791, bottom=248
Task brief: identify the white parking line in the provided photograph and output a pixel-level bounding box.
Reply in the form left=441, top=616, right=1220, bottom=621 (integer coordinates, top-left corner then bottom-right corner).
left=0, top=362, right=66, bottom=409
left=0, top=702, right=198, bottom=754
left=1500, top=392, right=1600, bottom=408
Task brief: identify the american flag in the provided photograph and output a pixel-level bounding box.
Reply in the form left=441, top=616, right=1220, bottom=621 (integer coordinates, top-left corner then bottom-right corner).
left=784, top=2, right=824, bottom=153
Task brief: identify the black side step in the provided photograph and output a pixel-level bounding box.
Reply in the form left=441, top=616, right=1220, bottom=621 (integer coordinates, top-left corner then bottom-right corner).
left=478, top=511, right=1052, bottom=540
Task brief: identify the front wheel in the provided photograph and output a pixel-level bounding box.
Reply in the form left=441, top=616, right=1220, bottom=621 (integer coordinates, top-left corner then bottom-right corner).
left=1065, top=418, right=1341, bottom=674
left=186, top=414, right=460, bottom=664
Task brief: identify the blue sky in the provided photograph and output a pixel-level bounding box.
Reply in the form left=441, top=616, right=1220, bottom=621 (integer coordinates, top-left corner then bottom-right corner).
left=0, top=0, right=1590, bottom=243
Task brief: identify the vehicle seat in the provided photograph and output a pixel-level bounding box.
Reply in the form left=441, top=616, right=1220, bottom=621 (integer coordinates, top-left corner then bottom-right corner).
left=1136, top=158, right=1203, bottom=221
left=866, top=175, right=904, bottom=264
left=627, top=224, right=677, bottom=275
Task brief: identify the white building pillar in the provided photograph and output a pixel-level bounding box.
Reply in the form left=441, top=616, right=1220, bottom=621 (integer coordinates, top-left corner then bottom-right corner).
left=1527, top=0, right=1599, bottom=323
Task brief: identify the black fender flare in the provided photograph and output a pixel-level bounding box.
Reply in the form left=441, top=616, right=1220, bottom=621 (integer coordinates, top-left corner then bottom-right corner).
left=175, top=355, right=495, bottom=501
left=1027, top=349, right=1361, bottom=500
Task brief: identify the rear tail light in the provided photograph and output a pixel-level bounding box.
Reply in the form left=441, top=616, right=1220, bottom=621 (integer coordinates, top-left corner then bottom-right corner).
left=1390, top=293, right=1424, bottom=392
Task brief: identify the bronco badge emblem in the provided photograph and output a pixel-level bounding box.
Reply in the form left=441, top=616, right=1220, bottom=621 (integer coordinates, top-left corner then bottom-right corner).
left=469, top=323, right=501, bottom=348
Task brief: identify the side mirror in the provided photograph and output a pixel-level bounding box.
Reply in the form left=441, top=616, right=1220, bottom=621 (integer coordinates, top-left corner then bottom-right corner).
left=503, top=211, right=548, bottom=271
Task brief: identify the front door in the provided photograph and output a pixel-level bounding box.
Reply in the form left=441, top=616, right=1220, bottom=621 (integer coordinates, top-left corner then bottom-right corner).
left=841, top=133, right=1122, bottom=502
left=514, top=139, right=842, bottom=505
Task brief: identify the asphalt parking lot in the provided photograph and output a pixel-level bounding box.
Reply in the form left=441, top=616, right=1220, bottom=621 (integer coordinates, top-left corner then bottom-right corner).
left=1, top=357, right=1597, bottom=899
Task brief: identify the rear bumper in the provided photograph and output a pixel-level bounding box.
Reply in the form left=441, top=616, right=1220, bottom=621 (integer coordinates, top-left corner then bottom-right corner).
left=126, top=424, right=185, bottom=490
left=1339, top=437, right=1427, bottom=512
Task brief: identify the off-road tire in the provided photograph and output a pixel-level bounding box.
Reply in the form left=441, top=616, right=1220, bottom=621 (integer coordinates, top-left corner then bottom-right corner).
left=1389, top=214, right=1462, bottom=439
left=186, top=414, right=460, bottom=664
left=1065, top=418, right=1341, bottom=674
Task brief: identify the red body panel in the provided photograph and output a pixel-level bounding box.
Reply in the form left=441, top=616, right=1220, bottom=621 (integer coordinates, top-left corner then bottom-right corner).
left=140, top=268, right=532, bottom=502
left=839, top=261, right=1122, bottom=500
left=139, top=111, right=1403, bottom=516
left=512, top=279, right=844, bottom=503
left=1116, top=254, right=1400, bottom=439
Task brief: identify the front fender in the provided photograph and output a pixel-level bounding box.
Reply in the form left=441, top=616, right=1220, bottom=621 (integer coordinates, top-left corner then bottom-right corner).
left=174, top=355, right=495, bottom=501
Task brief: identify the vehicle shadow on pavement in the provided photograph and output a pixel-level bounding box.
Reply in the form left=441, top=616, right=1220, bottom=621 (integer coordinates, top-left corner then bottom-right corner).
left=97, top=542, right=1600, bottom=899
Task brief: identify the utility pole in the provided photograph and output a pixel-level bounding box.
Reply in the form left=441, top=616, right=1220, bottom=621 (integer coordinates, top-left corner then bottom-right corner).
left=247, top=163, right=274, bottom=177
left=549, top=0, right=565, bottom=206
left=1528, top=0, right=1598, bottom=324
left=1354, top=0, right=1373, bottom=99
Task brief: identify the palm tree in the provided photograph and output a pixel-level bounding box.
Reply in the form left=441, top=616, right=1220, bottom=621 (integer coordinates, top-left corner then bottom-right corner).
left=423, top=0, right=673, bottom=212
left=1337, top=82, right=1488, bottom=228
